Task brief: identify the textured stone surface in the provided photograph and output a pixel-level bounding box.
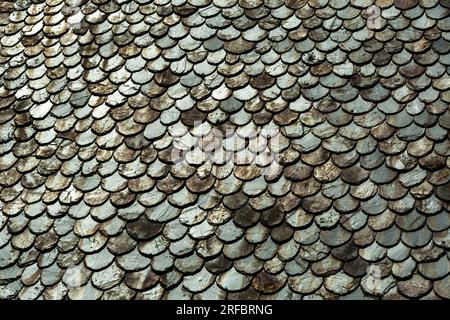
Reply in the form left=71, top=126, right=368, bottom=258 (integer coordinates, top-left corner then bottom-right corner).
left=0, top=0, right=449, bottom=301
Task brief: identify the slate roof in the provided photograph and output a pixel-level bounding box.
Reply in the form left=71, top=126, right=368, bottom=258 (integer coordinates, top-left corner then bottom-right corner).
left=0, top=0, right=450, bottom=300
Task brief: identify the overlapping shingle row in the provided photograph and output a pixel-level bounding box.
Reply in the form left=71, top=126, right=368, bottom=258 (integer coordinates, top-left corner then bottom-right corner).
left=0, top=0, right=449, bottom=300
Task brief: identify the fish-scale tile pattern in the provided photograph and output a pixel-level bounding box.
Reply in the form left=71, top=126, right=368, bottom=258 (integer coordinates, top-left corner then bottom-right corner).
left=0, top=0, right=449, bottom=300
